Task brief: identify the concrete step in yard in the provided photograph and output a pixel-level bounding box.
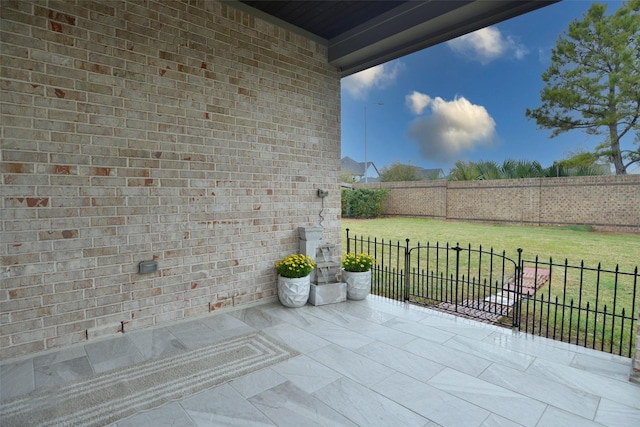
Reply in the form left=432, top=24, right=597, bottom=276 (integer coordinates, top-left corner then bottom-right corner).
left=434, top=267, right=550, bottom=324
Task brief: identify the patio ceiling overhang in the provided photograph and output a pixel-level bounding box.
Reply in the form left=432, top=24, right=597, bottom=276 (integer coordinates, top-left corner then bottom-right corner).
left=227, top=0, right=559, bottom=77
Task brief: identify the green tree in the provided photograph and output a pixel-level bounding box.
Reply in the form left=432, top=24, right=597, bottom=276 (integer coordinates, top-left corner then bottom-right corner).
left=525, top=0, right=640, bottom=175
left=448, top=160, right=480, bottom=181
left=549, top=148, right=611, bottom=176
left=499, top=159, right=545, bottom=179
left=379, top=162, right=422, bottom=182
left=449, top=159, right=546, bottom=180
left=556, top=149, right=601, bottom=169
left=477, top=160, right=502, bottom=180
left=341, top=169, right=357, bottom=184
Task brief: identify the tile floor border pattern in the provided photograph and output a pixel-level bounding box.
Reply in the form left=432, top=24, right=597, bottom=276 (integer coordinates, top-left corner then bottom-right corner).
left=1, top=295, right=638, bottom=426
left=0, top=332, right=298, bottom=427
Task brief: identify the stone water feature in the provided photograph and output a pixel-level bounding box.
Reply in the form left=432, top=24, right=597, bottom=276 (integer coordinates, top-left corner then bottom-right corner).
left=298, top=226, right=346, bottom=306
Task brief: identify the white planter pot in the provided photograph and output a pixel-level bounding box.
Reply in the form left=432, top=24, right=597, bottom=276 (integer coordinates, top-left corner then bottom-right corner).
left=342, top=270, right=371, bottom=300
left=277, top=275, right=310, bottom=307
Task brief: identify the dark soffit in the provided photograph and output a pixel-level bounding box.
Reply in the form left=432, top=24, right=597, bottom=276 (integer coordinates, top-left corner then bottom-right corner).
left=228, top=1, right=559, bottom=77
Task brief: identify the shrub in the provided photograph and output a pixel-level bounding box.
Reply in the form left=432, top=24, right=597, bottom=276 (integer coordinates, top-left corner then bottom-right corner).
left=341, top=188, right=389, bottom=218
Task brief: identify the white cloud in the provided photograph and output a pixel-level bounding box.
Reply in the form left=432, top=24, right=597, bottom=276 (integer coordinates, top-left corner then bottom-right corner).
left=406, top=93, right=497, bottom=162
left=342, top=61, right=403, bottom=99
left=406, top=91, right=432, bottom=115
left=447, top=26, right=528, bottom=64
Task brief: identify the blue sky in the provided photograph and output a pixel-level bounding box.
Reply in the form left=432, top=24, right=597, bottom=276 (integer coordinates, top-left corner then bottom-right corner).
left=340, top=1, right=627, bottom=174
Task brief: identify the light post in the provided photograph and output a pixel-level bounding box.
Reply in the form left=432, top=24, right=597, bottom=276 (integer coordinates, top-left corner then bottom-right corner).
left=364, top=102, right=383, bottom=183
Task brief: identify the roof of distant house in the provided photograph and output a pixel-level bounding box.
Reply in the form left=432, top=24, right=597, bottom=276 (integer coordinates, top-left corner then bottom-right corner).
left=415, top=166, right=445, bottom=180
left=341, top=156, right=379, bottom=177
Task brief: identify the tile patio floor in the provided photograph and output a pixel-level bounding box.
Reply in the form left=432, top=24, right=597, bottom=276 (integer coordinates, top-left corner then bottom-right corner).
left=1, top=295, right=639, bottom=426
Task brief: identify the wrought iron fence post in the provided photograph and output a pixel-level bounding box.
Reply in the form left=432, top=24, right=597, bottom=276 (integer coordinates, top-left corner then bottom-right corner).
left=346, top=228, right=350, bottom=253
left=404, top=238, right=410, bottom=301
left=453, top=243, right=462, bottom=312
left=514, top=248, right=523, bottom=328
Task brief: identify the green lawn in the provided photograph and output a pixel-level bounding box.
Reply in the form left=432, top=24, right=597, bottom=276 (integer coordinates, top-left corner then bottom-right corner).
left=342, top=217, right=639, bottom=356
left=342, top=217, right=639, bottom=272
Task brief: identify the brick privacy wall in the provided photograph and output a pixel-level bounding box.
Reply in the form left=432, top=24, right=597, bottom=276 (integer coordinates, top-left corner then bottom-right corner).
left=0, top=0, right=341, bottom=359
left=361, top=175, right=640, bottom=233
left=374, top=180, right=447, bottom=218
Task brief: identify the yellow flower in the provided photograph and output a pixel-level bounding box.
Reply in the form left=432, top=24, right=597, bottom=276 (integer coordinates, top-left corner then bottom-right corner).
left=275, top=253, right=316, bottom=278
left=342, top=252, right=374, bottom=272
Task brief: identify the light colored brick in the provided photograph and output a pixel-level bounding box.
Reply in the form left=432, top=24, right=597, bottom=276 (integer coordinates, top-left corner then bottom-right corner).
left=86, top=323, right=123, bottom=340
left=363, top=175, right=640, bottom=233
left=1, top=0, right=340, bottom=360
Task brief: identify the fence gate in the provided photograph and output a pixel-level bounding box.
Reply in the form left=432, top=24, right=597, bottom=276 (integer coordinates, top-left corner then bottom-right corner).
left=346, top=230, right=523, bottom=327
left=404, top=243, right=523, bottom=327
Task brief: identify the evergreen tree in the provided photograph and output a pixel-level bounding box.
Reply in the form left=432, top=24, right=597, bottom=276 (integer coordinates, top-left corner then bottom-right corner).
left=526, top=1, right=640, bottom=174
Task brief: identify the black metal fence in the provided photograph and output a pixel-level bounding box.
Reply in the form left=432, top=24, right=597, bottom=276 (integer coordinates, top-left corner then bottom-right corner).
left=345, top=229, right=638, bottom=358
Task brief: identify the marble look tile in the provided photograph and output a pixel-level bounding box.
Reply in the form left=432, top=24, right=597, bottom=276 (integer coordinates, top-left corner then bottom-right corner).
left=200, top=313, right=254, bottom=333
left=382, top=317, right=456, bottom=344
left=84, top=335, right=144, bottom=374
left=309, top=306, right=416, bottom=347
left=417, top=313, right=499, bottom=341
left=594, top=398, right=640, bottom=427
left=211, top=325, right=258, bottom=342
left=297, top=305, right=352, bottom=325
left=117, top=401, right=196, bottom=427
left=303, top=318, right=376, bottom=350
left=525, top=358, right=640, bottom=410
left=261, top=323, right=330, bottom=354
left=353, top=295, right=430, bottom=322
left=479, top=363, right=600, bottom=418
left=481, top=413, right=524, bottom=427
left=180, top=383, right=274, bottom=426
left=0, top=358, right=34, bottom=401
left=355, top=340, right=445, bottom=382
left=509, top=329, right=619, bottom=359
left=261, top=305, right=325, bottom=329
left=271, top=355, right=342, bottom=393
left=443, top=335, right=535, bottom=371
left=428, top=368, right=546, bottom=427
left=33, top=345, right=88, bottom=368
left=166, top=320, right=225, bottom=349
left=127, top=327, right=186, bottom=360
left=4, top=296, right=638, bottom=427
left=402, top=337, right=492, bottom=377
left=308, top=344, right=395, bottom=388
left=249, top=381, right=357, bottom=427
left=570, top=352, right=632, bottom=382
left=228, top=306, right=283, bottom=330
left=482, top=331, right=576, bottom=365
left=327, top=300, right=398, bottom=324
left=535, top=406, right=603, bottom=427
left=229, top=367, right=286, bottom=398
left=372, top=371, right=490, bottom=427
left=314, top=376, right=429, bottom=426
left=34, top=355, right=94, bottom=389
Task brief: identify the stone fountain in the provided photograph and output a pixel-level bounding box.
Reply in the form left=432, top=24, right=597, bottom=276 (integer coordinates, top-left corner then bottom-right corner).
left=298, top=226, right=346, bottom=305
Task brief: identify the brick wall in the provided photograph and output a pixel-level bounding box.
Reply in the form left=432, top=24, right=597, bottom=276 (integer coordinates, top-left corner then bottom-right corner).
left=0, top=0, right=341, bottom=359
left=362, top=175, right=640, bottom=233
